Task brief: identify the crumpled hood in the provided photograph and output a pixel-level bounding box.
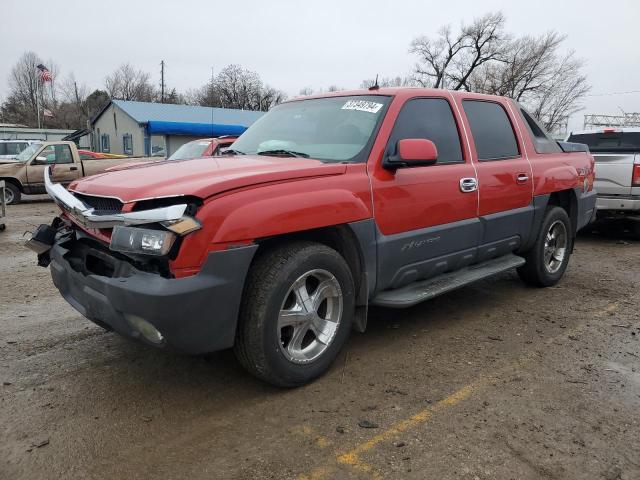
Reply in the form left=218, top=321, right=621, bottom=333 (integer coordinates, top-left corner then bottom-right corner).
left=68, top=155, right=346, bottom=202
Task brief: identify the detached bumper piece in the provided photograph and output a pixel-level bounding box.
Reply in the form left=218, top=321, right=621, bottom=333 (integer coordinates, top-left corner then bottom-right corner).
left=49, top=239, right=257, bottom=354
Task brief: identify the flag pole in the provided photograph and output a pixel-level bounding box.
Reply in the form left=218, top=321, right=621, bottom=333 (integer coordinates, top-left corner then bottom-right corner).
left=36, top=74, right=41, bottom=130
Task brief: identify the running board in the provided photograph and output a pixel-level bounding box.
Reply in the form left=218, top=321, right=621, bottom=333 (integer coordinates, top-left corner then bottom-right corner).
left=371, top=254, right=526, bottom=308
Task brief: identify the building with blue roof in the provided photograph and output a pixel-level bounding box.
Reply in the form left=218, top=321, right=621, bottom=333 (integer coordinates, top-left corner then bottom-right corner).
left=90, top=100, right=264, bottom=157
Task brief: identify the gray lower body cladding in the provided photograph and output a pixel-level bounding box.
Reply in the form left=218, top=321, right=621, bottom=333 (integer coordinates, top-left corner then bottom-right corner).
left=49, top=239, right=257, bottom=354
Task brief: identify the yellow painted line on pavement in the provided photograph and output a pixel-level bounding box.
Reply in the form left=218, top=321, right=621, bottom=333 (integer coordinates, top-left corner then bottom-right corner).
left=335, top=384, right=475, bottom=479
left=298, top=301, right=621, bottom=479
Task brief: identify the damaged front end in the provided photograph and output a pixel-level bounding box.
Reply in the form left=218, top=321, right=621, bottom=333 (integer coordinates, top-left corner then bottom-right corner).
left=26, top=166, right=201, bottom=270
left=25, top=167, right=258, bottom=354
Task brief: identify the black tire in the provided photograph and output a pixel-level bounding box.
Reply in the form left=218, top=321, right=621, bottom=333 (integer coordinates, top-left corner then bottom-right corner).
left=630, top=221, right=640, bottom=240
left=3, top=182, right=20, bottom=205
left=518, top=206, right=573, bottom=287
left=234, top=241, right=355, bottom=387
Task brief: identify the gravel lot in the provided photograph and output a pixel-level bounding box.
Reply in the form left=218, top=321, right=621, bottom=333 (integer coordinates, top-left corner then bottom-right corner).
left=1, top=199, right=639, bottom=480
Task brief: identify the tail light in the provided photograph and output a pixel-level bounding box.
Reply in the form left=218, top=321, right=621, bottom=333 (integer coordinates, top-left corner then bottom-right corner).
left=633, top=163, right=640, bottom=187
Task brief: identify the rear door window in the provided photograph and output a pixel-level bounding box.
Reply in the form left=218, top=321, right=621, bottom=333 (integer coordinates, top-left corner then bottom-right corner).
left=463, top=100, right=520, bottom=160
left=386, top=98, right=464, bottom=164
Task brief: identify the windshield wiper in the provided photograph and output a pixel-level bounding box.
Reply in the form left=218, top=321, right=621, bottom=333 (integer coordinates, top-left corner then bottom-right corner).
left=256, top=149, right=309, bottom=158
left=220, top=148, right=246, bottom=156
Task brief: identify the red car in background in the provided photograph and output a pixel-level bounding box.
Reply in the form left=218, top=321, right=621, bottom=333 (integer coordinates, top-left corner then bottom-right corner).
left=78, top=150, right=129, bottom=160
left=104, top=137, right=238, bottom=171
left=77, top=150, right=108, bottom=160
left=168, top=136, right=237, bottom=161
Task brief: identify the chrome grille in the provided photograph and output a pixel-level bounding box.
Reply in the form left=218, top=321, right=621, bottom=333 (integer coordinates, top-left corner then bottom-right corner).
left=73, top=193, right=123, bottom=214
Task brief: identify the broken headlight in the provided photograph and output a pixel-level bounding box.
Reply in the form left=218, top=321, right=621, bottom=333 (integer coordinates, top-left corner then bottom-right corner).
left=110, top=226, right=176, bottom=256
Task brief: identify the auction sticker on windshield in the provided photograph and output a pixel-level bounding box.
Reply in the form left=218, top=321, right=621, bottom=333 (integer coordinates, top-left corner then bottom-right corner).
left=341, top=100, right=383, bottom=113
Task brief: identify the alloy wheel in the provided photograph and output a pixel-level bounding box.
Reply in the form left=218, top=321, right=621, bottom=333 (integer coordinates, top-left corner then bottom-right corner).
left=277, top=269, right=343, bottom=364
left=543, top=220, right=568, bottom=274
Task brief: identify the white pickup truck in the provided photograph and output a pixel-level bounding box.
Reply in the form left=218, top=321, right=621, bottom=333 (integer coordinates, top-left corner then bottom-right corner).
left=567, top=128, right=640, bottom=235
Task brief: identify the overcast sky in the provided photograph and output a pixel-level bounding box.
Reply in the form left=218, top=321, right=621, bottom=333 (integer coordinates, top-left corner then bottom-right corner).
left=2, top=0, right=639, bottom=131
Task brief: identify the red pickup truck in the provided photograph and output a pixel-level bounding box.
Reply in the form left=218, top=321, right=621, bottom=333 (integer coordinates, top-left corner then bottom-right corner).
left=31, top=88, right=596, bottom=387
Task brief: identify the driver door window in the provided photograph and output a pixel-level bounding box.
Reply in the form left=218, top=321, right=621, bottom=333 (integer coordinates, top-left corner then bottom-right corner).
left=27, top=145, right=78, bottom=189
left=38, top=145, right=73, bottom=164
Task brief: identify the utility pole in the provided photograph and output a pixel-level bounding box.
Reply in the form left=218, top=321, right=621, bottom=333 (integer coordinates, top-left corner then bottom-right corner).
left=160, top=60, right=166, bottom=103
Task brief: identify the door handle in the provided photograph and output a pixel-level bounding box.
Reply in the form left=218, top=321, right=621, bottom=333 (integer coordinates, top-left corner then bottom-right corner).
left=69, top=166, right=78, bottom=171
left=516, top=173, right=529, bottom=184
left=459, top=177, right=478, bottom=193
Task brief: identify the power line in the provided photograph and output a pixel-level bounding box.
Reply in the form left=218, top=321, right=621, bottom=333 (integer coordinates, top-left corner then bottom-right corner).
left=585, top=90, right=640, bottom=97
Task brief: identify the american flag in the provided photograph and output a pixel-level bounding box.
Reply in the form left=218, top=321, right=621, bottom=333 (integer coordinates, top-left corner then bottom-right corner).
left=37, top=64, right=52, bottom=82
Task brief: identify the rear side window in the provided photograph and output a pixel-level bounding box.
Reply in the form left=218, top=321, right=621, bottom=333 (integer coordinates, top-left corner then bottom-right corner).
left=519, top=108, right=561, bottom=154
left=463, top=100, right=519, bottom=160
left=567, top=132, right=640, bottom=153
left=386, top=98, right=464, bottom=164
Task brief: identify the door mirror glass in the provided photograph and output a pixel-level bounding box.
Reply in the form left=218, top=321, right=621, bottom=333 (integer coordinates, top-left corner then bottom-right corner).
left=34, top=156, right=48, bottom=163
left=384, top=138, right=438, bottom=170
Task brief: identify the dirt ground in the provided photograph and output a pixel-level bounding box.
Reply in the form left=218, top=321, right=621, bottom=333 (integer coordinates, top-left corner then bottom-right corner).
left=1, top=198, right=639, bottom=480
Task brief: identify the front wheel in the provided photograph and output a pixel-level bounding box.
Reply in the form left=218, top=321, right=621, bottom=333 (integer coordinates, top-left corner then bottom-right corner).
left=518, top=206, right=573, bottom=287
left=234, top=242, right=354, bottom=387
left=3, top=183, right=20, bottom=205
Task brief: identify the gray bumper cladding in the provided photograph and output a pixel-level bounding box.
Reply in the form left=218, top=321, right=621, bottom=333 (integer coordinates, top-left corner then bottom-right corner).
left=49, top=240, right=258, bottom=354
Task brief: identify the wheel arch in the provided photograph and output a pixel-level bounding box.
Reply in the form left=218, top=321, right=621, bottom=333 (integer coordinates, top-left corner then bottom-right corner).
left=548, top=188, right=579, bottom=237
left=253, top=220, right=377, bottom=332
left=0, top=177, right=24, bottom=192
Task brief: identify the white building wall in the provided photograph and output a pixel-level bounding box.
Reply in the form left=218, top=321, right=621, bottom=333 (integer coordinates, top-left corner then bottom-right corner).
left=92, top=105, right=145, bottom=156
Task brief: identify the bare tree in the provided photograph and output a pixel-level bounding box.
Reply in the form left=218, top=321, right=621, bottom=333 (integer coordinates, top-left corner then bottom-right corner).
left=1, top=51, right=60, bottom=127
left=360, top=76, right=416, bottom=89
left=525, top=51, right=590, bottom=131
left=105, top=63, right=156, bottom=101
left=410, top=12, right=507, bottom=90
left=466, top=32, right=589, bottom=131
left=409, top=12, right=589, bottom=131
left=298, top=87, right=314, bottom=96
left=194, top=64, right=286, bottom=111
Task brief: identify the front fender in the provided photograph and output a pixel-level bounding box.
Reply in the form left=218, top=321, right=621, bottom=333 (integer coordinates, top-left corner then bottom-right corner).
left=213, top=188, right=372, bottom=242
left=170, top=168, right=374, bottom=271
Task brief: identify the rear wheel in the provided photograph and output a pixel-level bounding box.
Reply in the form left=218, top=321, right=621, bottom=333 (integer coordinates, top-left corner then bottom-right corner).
left=234, top=242, right=354, bottom=387
left=518, top=206, right=573, bottom=287
left=3, top=182, right=20, bottom=205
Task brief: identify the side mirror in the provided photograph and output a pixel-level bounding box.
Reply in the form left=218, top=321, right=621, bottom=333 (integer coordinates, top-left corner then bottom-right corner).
left=33, top=156, right=48, bottom=164
left=384, top=139, right=438, bottom=170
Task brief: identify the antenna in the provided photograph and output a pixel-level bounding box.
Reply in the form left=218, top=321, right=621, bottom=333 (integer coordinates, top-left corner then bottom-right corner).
left=368, top=74, right=379, bottom=91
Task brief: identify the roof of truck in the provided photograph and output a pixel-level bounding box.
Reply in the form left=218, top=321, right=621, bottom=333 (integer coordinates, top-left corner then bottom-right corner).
left=569, top=127, right=640, bottom=135
left=287, top=87, right=508, bottom=103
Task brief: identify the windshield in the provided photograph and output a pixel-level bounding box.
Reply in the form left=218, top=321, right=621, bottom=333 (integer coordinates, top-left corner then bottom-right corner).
left=567, top=132, right=640, bottom=153
left=168, top=140, right=211, bottom=161
left=14, top=143, right=41, bottom=162
left=231, top=95, right=391, bottom=162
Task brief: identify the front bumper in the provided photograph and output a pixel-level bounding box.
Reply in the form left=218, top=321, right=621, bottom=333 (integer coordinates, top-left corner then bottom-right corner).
left=49, top=239, right=257, bottom=354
